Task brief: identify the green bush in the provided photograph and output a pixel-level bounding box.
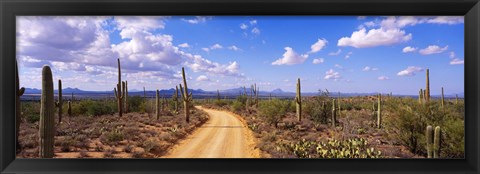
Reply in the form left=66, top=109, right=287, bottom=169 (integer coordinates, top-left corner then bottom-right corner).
left=258, top=98, right=290, bottom=126
left=303, top=90, right=332, bottom=124
left=384, top=97, right=464, bottom=158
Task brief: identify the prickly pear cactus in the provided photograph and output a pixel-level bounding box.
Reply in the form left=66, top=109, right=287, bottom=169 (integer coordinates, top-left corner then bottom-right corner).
left=39, top=65, right=55, bottom=158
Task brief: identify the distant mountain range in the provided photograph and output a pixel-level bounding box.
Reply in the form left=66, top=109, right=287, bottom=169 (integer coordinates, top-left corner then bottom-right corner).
left=22, top=87, right=464, bottom=98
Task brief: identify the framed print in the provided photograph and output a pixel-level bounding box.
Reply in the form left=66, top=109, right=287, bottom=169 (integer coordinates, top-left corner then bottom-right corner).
left=1, top=0, right=479, bottom=173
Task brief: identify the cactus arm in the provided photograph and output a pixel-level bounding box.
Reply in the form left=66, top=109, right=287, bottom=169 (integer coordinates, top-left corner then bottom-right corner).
left=19, top=87, right=25, bottom=96
left=114, top=87, right=118, bottom=98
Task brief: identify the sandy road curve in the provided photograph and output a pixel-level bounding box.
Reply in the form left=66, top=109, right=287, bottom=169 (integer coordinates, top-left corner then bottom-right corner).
left=163, top=106, right=260, bottom=158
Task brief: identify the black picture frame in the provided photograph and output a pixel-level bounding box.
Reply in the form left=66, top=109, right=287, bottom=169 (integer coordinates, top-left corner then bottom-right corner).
left=1, top=0, right=479, bottom=173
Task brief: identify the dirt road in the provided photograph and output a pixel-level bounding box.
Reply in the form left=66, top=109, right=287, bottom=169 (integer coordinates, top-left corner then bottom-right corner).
left=163, top=106, right=260, bottom=158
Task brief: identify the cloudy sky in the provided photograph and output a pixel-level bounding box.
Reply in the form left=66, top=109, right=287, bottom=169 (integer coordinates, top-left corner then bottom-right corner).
left=16, top=16, right=464, bottom=95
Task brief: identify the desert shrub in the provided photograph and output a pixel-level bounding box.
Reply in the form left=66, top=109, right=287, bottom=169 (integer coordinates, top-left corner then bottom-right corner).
left=214, top=99, right=228, bottom=107
left=70, top=100, right=116, bottom=117
left=127, top=96, right=144, bottom=113
left=303, top=89, right=332, bottom=124
left=21, top=101, right=41, bottom=123
left=258, top=98, right=290, bottom=126
left=101, top=128, right=124, bottom=144
left=384, top=97, right=464, bottom=158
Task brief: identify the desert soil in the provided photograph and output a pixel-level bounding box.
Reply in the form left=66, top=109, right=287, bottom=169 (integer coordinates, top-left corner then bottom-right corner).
left=163, top=106, right=261, bottom=158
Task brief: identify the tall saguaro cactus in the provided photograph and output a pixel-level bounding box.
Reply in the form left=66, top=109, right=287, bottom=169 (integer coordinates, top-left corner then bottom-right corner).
left=338, top=92, right=341, bottom=117
left=40, top=65, right=55, bottom=158
left=67, top=101, right=72, bottom=117
left=114, top=58, right=125, bottom=117
left=251, top=83, right=259, bottom=107
left=217, top=89, right=221, bottom=101
left=419, top=89, right=423, bottom=104
left=332, top=99, right=336, bottom=127
left=15, top=60, right=25, bottom=153
left=55, top=79, right=63, bottom=123
left=179, top=67, right=193, bottom=123
left=294, top=78, right=302, bottom=122
left=456, top=94, right=459, bottom=105
left=426, top=125, right=434, bottom=158
left=426, top=69, right=430, bottom=102
left=156, top=89, right=160, bottom=120
left=434, top=126, right=441, bottom=158
left=377, top=93, right=382, bottom=128
left=125, top=81, right=129, bottom=113
left=173, top=86, right=179, bottom=113
left=441, top=87, right=445, bottom=111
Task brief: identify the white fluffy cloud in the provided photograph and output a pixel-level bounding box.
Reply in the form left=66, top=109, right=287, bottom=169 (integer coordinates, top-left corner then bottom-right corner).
left=312, top=58, right=324, bottom=64
left=449, top=51, right=464, bottom=65
left=184, top=53, right=242, bottom=77
left=328, top=49, right=342, bottom=56
left=178, top=43, right=190, bottom=48
left=210, top=44, right=223, bottom=50
left=309, top=38, right=328, bottom=53
left=450, top=59, right=464, bottom=65
left=344, top=52, right=353, bottom=59
left=402, top=46, right=417, bottom=53
left=240, top=23, right=248, bottom=30
left=182, top=16, right=211, bottom=24
left=338, top=16, right=463, bottom=49
left=196, top=75, right=210, bottom=81
left=228, top=45, right=241, bottom=51
left=251, top=27, right=261, bottom=35
left=362, top=66, right=378, bottom=71
left=324, top=69, right=341, bottom=80
left=338, top=28, right=412, bottom=48
left=418, top=45, right=448, bottom=55
left=397, top=66, right=424, bottom=76
left=272, top=47, right=309, bottom=65
left=378, top=76, right=389, bottom=80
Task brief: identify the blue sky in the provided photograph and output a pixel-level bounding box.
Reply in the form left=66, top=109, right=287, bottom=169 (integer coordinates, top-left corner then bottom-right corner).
left=16, top=16, right=464, bottom=95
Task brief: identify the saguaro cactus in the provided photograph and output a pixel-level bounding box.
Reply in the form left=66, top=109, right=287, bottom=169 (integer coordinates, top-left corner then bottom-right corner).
left=67, top=101, right=72, bottom=117
left=294, top=78, right=302, bottom=122
left=377, top=93, right=382, bottom=128
left=40, top=65, right=55, bottom=158
left=125, top=81, right=129, bottom=113
left=156, top=89, right=160, bottom=119
left=434, top=126, right=441, bottom=158
left=426, top=125, right=434, bottom=158
left=419, top=89, right=423, bottom=104
left=217, top=89, right=221, bottom=101
left=179, top=67, right=193, bottom=123
left=426, top=69, right=430, bottom=102
left=15, top=60, right=25, bottom=153
left=332, top=99, right=336, bottom=127
left=173, top=86, right=179, bottom=113
left=114, top=58, right=125, bottom=117
left=55, top=79, right=63, bottom=123
left=338, top=92, right=341, bottom=117
left=143, top=87, right=146, bottom=99
left=441, top=87, right=445, bottom=111
left=456, top=94, right=459, bottom=105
